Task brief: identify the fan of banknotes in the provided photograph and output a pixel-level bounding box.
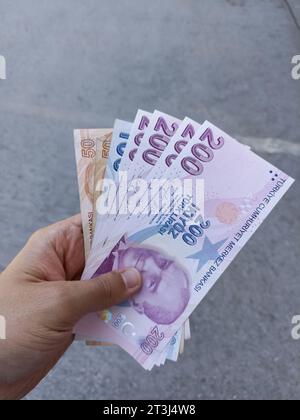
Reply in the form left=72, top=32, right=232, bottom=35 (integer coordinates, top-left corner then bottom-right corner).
left=74, top=110, right=294, bottom=370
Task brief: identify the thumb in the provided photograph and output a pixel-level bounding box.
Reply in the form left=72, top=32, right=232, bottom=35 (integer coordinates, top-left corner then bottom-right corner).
left=60, top=268, right=142, bottom=324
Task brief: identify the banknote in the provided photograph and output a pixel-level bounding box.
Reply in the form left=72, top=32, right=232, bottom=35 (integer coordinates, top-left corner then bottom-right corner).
left=120, top=110, right=152, bottom=173
left=100, top=121, right=247, bottom=247
left=94, top=120, right=132, bottom=243
left=122, top=117, right=203, bottom=225
left=125, top=126, right=249, bottom=239
left=79, top=121, right=294, bottom=369
left=88, top=130, right=112, bottom=347
left=92, top=130, right=113, bottom=234
left=149, top=117, right=203, bottom=178
left=83, top=125, right=182, bottom=356
left=179, top=333, right=185, bottom=355
left=74, top=129, right=112, bottom=258
left=74, top=125, right=185, bottom=358
left=107, top=117, right=202, bottom=343
left=81, top=119, right=248, bottom=350
left=130, top=110, right=182, bottom=179
left=74, top=124, right=188, bottom=356
left=90, top=113, right=190, bottom=347
left=153, top=329, right=182, bottom=368
left=184, top=319, right=191, bottom=341
left=95, top=111, right=152, bottom=247
left=74, top=128, right=116, bottom=347
left=78, top=120, right=249, bottom=342
left=99, top=111, right=183, bottom=253
left=109, top=120, right=133, bottom=174
left=113, top=111, right=181, bottom=223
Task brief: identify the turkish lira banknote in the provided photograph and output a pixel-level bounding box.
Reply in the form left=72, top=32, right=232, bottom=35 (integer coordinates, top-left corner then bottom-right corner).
left=74, top=123, right=186, bottom=362
left=74, top=129, right=112, bottom=258
left=74, top=111, right=294, bottom=370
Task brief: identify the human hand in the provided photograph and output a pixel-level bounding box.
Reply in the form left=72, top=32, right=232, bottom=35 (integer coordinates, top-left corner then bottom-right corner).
left=0, top=215, right=142, bottom=400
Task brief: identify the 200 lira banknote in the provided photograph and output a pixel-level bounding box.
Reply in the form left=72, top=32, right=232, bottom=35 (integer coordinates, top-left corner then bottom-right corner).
left=75, top=119, right=294, bottom=369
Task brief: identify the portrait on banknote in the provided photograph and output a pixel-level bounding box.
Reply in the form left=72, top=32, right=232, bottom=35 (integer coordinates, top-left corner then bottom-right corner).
left=93, top=238, right=191, bottom=325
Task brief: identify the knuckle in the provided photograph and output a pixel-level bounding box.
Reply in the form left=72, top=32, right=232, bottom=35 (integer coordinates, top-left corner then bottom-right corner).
left=97, top=272, right=124, bottom=308
left=29, top=222, right=60, bottom=245
left=98, top=275, right=114, bottom=307
left=29, top=226, right=51, bottom=245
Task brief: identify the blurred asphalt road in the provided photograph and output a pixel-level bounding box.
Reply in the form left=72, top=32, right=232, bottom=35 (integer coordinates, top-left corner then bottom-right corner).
left=0, top=0, right=300, bottom=400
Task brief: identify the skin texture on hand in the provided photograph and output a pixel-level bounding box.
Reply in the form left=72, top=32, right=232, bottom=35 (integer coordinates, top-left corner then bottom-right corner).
left=0, top=215, right=142, bottom=400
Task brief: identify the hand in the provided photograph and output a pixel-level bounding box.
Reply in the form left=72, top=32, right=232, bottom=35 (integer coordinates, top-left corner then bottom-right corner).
left=0, top=215, right=142, bottom=400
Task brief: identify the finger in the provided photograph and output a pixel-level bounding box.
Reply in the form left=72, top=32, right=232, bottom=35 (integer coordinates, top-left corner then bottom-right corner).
left=59, top=268, right=142, bottom=324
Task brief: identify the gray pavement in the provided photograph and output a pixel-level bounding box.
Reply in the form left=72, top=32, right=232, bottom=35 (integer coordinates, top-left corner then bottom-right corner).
left=0, top=0, right=299, bottom=400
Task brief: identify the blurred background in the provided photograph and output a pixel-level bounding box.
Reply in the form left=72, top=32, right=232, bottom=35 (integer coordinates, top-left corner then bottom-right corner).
left=0, top=0, right=300, bottom=400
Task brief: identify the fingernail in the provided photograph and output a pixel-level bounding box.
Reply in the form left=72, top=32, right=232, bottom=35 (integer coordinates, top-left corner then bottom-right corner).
left=121, top=268, right=141, bottom=289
